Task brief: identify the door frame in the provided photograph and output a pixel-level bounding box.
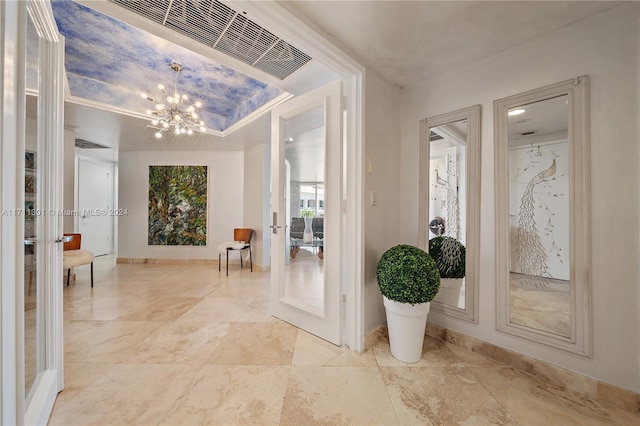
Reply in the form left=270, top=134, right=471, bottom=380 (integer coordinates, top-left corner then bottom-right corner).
left=236, top=1, right=366, bottom=351
left=0, top=0, right=65, bottom=423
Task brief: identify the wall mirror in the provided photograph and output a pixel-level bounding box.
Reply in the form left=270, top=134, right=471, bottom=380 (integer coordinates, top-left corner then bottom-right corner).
left=494, top=77, right=591, bottom=356
left=420, top=105, right=481, bottom=322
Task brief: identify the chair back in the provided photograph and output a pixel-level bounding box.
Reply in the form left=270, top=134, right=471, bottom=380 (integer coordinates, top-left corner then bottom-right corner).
left=290, top=218, right=305, bottom=239
left=312, top=217, right=324, bottom=239
left=233, top=228, right=253, bottom=245
left=63, top=233, right=82, bottom=251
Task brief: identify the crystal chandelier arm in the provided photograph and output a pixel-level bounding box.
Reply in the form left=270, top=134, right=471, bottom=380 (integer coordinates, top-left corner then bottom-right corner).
left=142, top=61, right=206, bottom=139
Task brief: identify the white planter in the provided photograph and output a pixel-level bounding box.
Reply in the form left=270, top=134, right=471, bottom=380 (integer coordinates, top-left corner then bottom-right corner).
left=303, top=217, right=314, bottom=242
left=383, top=296, right=430, bottom=363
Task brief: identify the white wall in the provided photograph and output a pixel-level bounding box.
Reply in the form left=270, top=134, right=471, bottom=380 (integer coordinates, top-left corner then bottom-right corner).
left=400, top=3, right=639, bottom=392
left=364, top=69, right=402, bottom=334
left=243, top=144, right=270, bottom=267
left=118, top=150, right=244, bottom=259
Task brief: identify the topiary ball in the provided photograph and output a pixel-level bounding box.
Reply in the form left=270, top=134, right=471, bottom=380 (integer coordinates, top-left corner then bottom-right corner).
left=429, top=236, right=466, bottom=279
left=376, top=244, right=440, bottom=305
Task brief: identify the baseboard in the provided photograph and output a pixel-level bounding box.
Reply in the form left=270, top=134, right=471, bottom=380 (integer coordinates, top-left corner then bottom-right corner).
left=424, top=323, right=640, bottom=415
left=364, top=325, right=387, bottom=351
left=116, top=258, right=217, bottom=265
left=116, top=257, right=269, bottom=272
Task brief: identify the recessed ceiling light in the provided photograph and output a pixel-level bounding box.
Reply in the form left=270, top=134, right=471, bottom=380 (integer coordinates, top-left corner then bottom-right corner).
left=508, top=109, right=526, bottom=116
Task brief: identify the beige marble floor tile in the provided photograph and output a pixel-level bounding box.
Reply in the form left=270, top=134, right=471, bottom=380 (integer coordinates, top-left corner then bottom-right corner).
left=444, top=341, right=507, bottom=368
left=64, top=294, right=203, bottom=321
left=291, top=330, right=345, bottom=365
left=280, top=366, right=399, bottom=425
left=160, top=365, right=290, bottom=425
left=50, top=259, right=636, bottom=426
left=64, top=320, right=166, bottom=363
left=208, top=279, right=269, bottom=299
left=117, top=296, right=203, bottom=321
left=207, top=322, right=297, bottom=365
left=122, top=321, right=230, bottom=364
left=373, top=337, right=465, bottom=368
left=325, top=348, right=378, bottom=367
left=380, top=366, right=516, bottom=425
left=130, top=280, right=221, bottom=299
left=48, top=363, right=200, bottom=426
left=52, top=362, right=115, bottom=408
left=177, top=296, right=273, bottom=323
left=469, top=366, right=639, bottom=425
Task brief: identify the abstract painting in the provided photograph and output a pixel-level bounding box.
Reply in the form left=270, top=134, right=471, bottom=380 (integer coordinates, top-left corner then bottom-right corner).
left=148, top=165, right=207, bottom=246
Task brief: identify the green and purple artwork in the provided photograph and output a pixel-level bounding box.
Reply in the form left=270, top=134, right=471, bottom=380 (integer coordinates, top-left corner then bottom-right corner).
left=148, top=165, right=207, bottom=246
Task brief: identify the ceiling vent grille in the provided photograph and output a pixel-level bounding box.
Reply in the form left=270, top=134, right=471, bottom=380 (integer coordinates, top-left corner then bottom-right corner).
left=75, top=139, right=109, bottom=149
left=429, top=131, right=444, bottom=142
left=109, top=0, right=311, bottom=80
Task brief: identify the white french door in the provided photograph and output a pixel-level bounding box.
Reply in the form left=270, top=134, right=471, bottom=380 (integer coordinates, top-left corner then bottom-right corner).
left=1, top=1, right=65, bottom=424
left=270, top=80, right=342, bottom=345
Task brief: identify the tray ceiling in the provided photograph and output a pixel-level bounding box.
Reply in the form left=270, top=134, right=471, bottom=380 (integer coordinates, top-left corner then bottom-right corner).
left=49, top=0, right=305, bottom=133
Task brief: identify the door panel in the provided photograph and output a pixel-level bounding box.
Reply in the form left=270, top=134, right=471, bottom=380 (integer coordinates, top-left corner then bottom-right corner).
left=24, top=1, right=66, bottom=423
left=78, top=158, right=112, bottom=256
left=270, top=80, right=342, bottom=345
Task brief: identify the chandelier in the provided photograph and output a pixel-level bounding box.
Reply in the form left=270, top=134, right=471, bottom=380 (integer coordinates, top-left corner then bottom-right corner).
left=140, top=61, right=206, bottom=138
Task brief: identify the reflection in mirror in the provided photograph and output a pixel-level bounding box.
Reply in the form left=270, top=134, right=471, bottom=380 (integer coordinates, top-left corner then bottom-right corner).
left=283, top=105, right=325, bottom=311
left=495, top=77, right=591, bottom=356
left=429, top=120, right=467, bottom=309
left=508, top=95, right=570, bottom=336
left=420, top=105, right=481, bottom=323
left=24, top=10, right=40, bottom=406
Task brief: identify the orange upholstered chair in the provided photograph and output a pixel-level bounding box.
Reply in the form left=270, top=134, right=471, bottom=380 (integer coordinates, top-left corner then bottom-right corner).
left=217, top=228, right=254, bottom=276
left=62, top=233, right=94, bottom=287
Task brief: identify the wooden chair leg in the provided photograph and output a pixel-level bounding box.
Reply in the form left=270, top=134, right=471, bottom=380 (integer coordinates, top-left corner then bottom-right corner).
left=240, top=250, right=243, bottom=268
left=67, top=269, right=70, bottom=286
left=90, top=262, right=94, bottom=288
left=249, top=248, right=252, bottom=272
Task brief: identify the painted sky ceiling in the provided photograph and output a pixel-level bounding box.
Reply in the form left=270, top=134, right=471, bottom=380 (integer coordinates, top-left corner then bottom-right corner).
left=50, top=0, right=286, bottom=132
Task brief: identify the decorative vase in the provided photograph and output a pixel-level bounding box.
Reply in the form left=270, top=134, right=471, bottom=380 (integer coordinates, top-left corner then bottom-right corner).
left=383, top=295, right=430, bottom=363
left=303, top=217, right=314, bottom=243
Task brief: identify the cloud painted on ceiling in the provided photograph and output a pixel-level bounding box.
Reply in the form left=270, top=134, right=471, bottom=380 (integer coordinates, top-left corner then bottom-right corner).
left=51, top=0, right=285, bottom=131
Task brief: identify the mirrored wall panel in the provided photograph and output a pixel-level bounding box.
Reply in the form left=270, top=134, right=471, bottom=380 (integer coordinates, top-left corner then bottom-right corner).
left=508, top=95, right=570, bottom=336
left=494, top=77, right=591, bottom=356
left=420, top=105, right=481, bottom=322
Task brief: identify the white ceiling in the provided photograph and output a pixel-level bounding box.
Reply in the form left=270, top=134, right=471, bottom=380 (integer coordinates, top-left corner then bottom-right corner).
left=286, top=1, right=621, bottom=89
left=56, top=1, right=622, bottom=153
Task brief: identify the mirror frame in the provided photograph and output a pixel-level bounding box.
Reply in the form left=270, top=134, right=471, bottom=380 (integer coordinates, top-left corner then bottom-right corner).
left=420, top=105, right=481, bottom=323
left=494, top=77, right=591, bottom=356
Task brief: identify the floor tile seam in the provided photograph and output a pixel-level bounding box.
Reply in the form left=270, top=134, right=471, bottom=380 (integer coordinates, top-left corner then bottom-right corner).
left=154, top=363, right=208, bottom=426
left=465, top=365, right=636, bottom=421
left=316, top=343, right=348, bottom=366
left=375, top=363, right=403, bottom=426
left=205, top=362, right=296, bottom=367
left=463, top=365, right=524, bottom=425
left=277, top=366, right=296, bottom=426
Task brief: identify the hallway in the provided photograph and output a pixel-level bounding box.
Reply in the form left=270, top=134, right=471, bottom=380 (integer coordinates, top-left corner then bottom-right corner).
left=49, top=257, right=634, bottom=425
